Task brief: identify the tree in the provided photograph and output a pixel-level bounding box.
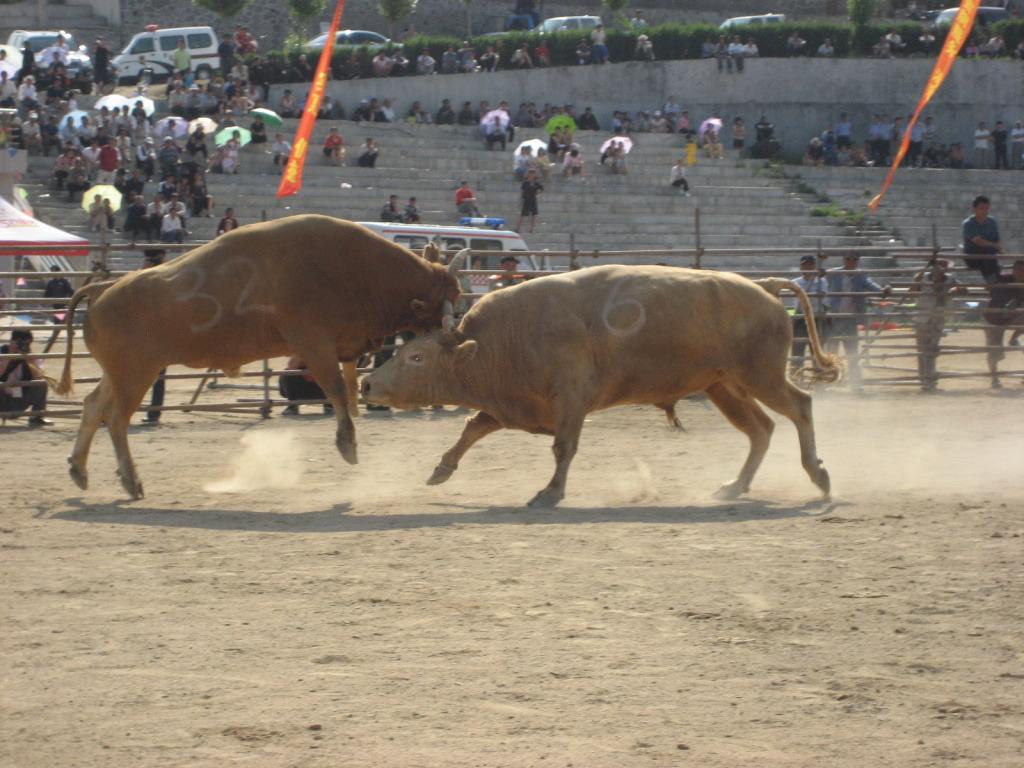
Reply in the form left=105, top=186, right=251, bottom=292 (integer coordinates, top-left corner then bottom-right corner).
left=847, top=0, right=878, bottom=28
left=460, top=0, right=474, bottom=39
left=602, top=0, right=631, bottom=27
left=285, top=0, right=328, bottom=20
left=192, top=0, right=254, bottom=16
left=848, top=0, right=879, bottom=53
left=378, top=0, right=418, bottom=40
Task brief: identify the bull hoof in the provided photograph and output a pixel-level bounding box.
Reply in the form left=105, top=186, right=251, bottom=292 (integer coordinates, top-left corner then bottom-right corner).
left=526, top=489, right=563, bottom=508
left=426, top=463, right=455, bottom=486
left=816, top=467, right=831, bottom=498
left=68, top=461, right=88, bottom=491
left=713, top=481, right=745, bottom=500
left=337, top=440, right=358, bottom=465
left=117, top=472, right=144, bottom=500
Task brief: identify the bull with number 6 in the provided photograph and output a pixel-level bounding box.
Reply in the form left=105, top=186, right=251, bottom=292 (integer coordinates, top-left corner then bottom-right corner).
left=362, top=264, right=840, bottom=508
left=56, top=215, right=466, bottom=499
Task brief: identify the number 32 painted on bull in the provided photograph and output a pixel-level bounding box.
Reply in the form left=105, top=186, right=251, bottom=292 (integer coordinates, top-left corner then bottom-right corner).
left=601, top=276, right=646, bottom=336
left=176, top=260, right=275, bottom=333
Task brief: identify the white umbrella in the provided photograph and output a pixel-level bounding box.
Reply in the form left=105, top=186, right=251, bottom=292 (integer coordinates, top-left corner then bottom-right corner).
left=479, top=109, right=510, bottom=133
left=93, top=94, right=130, bottom=112
left=699, top=117, right=723, bottom=137
left=128, top=96, right=156, bottom=116
left=188, top=117, right=218, bottom=134
left=600, top=136, right=634, bottom=155
left=155, top=116, right=188, bottom=138
left=513, top=138, right=547, bottom=159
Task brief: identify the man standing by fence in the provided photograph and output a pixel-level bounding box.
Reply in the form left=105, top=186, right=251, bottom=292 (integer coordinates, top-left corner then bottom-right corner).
left=962, top=195, right=1003, bottom=283
left=826, top=252, right=890, bottom=391
left=983, top=259, right=1024, bottom=389
left=909, top=259, right=965, bottom=391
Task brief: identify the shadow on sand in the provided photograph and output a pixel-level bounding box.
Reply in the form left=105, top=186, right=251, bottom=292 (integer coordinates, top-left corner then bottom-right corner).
left=43, top=496, right=843, bottom=534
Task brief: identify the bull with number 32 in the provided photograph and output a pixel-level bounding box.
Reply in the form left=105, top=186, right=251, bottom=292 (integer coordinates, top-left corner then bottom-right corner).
left=56, top=215, right=466, bottom=500
left=362, top=264, right=840, bottom=508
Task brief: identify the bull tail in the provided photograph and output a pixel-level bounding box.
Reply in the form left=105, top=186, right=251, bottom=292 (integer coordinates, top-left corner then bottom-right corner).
left=754, top=278, right=843, bottom=385
left=55, top=281, right=115, bottom=396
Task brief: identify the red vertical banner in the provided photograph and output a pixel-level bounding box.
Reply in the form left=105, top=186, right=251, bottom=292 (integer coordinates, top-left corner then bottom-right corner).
left=277, top=0, right=346, bottom=197
left=868, top=0, right=980, bottom=212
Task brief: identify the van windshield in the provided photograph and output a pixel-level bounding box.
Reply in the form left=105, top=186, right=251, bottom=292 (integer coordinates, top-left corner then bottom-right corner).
left=125, top=37, right=154, bottom=55
left=25, top=34, right=77, bottom=53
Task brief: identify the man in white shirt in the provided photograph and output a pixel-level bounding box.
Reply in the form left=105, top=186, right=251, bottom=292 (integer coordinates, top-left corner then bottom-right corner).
left=791, top=255, right=829, bottom=365
left=20, top=112, right=41, bottom=154
left=0, top=70, right=16, bottom=107
left=380, top=97, right=396, bottom=123
left=272, top=133, right=291, bottom=172
left=513, top=145, right=533, bottom=180
left=973, top=121, right=992, bottom=168
left=416, top=52, right=435, bottom=75
left=1010, top=121, right=1024, bottom=170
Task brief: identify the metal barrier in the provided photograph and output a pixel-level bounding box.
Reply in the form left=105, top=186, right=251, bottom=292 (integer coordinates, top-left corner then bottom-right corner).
left=2, top=242, right=1022, bottom=424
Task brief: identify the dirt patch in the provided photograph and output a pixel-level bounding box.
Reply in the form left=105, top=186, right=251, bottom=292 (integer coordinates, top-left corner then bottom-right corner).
left=1, top=383, right=1022, bottom=767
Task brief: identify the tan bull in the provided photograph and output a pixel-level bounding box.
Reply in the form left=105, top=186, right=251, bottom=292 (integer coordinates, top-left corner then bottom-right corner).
left=57, top=215, right=465, bottom=499
left=361, top=265, right=840, bottom=507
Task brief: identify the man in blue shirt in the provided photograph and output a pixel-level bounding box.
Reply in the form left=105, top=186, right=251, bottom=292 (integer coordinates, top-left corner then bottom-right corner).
left=962, top=195, right=1003, bottom=283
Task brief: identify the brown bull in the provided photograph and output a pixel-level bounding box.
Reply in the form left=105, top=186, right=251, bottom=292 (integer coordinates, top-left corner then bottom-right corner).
left=57, top=215, right=465, bottom=499
left=361, top=265, right=840, bottom=508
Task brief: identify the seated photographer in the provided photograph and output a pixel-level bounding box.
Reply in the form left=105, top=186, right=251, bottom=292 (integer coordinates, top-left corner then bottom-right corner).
left=279, top=356, right=332, bottom=416
left=0, top=330, right=53, bottom=425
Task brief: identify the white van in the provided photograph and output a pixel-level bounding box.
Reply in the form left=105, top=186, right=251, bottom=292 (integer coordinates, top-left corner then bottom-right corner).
left=357, top=222, right=533, bottom=295
left=537, top=16, right=603, bottom=35
left=113, top=25, right=219, bottom=85
left=720, top=13, right=786, bottom=29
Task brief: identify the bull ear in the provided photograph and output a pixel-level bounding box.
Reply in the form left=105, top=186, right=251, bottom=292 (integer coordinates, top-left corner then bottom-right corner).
left=454, top=340, right=477, bottom=367
left=411, top=298, right=430, bottom=317
left=422, top=242, right=441, bottom=263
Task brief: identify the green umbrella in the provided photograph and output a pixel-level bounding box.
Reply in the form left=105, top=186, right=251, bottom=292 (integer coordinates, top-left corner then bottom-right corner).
left=215, top=127, right=253, bottom=147
left=545, top=114, right=577, bottom=135
left=251, top=107, right=284, bottom=127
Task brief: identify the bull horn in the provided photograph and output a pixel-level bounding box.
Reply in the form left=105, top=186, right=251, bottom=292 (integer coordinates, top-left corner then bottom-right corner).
left=447, top=248, right=470, bottom=276
left=442, top=300, right=456, bottom=332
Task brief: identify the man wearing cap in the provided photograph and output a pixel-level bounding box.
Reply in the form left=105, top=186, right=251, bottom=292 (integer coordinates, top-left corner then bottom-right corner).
left=20, top=111, right=41, bottom=154
left=490, top=255, right=526, bottom=292
left=136, top=136, right=156, bottom=180
left=790, top=255, right=829, bottom=366
left=0, top=330, right=53, bottom=425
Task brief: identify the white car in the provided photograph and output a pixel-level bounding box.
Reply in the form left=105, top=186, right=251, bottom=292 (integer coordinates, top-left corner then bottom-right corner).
left=720, top=14, right=787, bottom=29
left=536, top=16, right=603, bottom=35
left=305, top=30, right=396, bottom=51
left=7, top=30, right=92, bottom=80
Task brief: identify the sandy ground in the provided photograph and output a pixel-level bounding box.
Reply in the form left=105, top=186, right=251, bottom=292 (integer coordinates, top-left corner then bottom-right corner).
left=2, top=355, right=1024, bottom=767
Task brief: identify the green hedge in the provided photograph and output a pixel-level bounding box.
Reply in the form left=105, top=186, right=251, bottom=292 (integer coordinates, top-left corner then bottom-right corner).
left=268, top=17, right=1023, bottom=78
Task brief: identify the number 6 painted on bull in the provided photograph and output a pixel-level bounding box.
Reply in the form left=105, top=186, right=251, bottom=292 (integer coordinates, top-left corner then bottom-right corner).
left=602, top=276, right=646, bottom=336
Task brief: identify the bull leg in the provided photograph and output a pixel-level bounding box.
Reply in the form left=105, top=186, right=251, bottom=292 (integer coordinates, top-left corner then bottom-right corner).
left=341, top=361, right=360, bottom=419
left=528, top=410, right=587, bottom=509
left=655, top=400, right=684, bottom=430
left=427, top=411, right=503, bottom=486
left=705, top=381, right=775, bottom=500
left=67, top=376, right=115, bottom=490
left=748, top=380, right=830, bottom=498
left=287, top=344, right=359, bottom=465
left=107, top=376, right=156, bottom=500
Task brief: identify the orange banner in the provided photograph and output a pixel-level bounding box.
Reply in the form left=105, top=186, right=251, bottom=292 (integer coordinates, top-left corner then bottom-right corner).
left=277, top=0, right=346, bottom=197
left=868, top=0, right=980, bottom=212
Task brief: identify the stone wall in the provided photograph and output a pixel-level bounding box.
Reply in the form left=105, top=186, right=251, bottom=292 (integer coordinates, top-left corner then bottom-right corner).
left=268, top=59, right=1020, bottom=156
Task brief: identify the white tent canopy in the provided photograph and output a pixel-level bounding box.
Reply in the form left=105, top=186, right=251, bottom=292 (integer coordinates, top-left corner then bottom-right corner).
left=0, top=195, right=89, bottom=299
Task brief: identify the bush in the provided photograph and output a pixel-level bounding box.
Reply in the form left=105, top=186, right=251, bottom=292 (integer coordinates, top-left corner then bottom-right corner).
left=257, top=17, right=1018, bottom=84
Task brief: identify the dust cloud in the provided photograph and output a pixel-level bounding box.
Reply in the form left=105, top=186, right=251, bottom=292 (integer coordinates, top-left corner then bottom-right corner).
left=204, top=429, right=305, bottom=493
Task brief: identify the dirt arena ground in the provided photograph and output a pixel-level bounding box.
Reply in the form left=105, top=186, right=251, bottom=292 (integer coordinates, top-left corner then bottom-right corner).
left=2, top=352, right=1023, bottom=767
